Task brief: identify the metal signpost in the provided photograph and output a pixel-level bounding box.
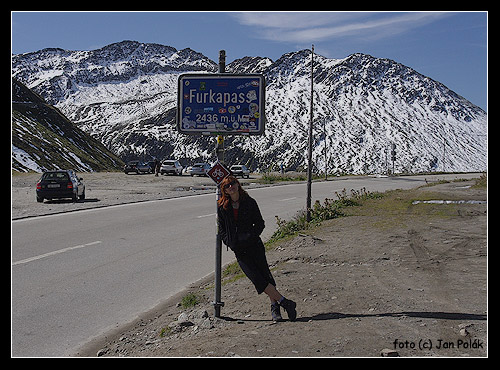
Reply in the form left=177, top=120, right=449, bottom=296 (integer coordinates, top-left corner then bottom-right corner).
left=176, top=50, right=265, bottom=318
left=306, top=45, right=314, bottom=222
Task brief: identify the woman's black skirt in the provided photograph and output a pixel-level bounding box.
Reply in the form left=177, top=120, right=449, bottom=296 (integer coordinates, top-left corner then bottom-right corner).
left=234, top=240, right=276, bottom=294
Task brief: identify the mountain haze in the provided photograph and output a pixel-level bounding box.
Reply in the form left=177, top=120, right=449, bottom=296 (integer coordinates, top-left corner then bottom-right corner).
left=12, top=40, right=487, bottom=174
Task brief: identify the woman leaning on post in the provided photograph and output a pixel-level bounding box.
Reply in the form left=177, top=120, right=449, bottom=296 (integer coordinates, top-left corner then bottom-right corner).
left=217, top=175, right=297, bottom=322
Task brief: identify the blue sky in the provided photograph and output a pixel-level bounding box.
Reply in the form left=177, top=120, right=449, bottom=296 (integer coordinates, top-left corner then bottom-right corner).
left=11, top=11, right=487, bottom=111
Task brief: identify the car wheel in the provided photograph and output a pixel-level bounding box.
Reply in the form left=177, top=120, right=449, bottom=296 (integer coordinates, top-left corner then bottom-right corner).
left=36, top=195, right=44, bottom=203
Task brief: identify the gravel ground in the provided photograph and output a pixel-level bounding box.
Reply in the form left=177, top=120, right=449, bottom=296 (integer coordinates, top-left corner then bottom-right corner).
left=11, top=171, right=265, bottom=220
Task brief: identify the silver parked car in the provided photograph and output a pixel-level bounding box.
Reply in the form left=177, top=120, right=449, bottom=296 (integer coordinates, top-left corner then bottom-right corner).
left=160, top=159, right=183, bottom=175
left=230, top=164, right=250, bottom=178
left=188, top=163, right=211, bottom=177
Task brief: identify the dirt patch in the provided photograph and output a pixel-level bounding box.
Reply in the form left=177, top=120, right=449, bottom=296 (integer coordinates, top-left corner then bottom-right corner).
left=86, top=179, right=487, bottom=357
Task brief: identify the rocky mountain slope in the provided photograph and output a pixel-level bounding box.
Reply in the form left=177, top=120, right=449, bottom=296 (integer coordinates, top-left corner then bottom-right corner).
left=12, top=40, right=487, bottom=174
left=12, top=78, right=123, bottom=172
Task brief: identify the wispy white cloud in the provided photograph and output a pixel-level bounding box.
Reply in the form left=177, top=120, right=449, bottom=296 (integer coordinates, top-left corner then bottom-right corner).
left=232, top=12, right=453, bottom=43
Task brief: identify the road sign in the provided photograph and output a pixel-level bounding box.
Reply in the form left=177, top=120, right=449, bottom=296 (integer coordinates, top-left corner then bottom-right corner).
left=177, top=73, right=265, bottom=135
left=207, top=161, right=231, bottom=185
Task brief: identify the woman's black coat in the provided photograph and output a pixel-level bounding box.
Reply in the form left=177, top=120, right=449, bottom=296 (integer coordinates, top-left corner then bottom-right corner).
left=217, top=194, right=265, bottom=254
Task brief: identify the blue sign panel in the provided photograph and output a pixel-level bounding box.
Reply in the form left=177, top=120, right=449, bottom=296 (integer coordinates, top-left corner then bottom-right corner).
left=177, top=73, right=265, bottom=135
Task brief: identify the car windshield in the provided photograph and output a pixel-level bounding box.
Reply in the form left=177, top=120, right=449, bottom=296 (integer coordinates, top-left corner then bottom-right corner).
left=42, top=172, right=69, bottom=181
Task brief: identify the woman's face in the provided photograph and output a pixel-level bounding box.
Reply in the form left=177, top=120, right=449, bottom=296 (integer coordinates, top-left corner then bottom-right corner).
left=224, top=179, right=239, bottom=195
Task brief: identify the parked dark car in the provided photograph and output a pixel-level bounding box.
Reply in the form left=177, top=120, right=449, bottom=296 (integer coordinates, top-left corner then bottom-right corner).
left=124, top=160, right=140, bottom=174
left=36, top=170, right=85, bottom=203
left=147, top=161, right=157, bottom=172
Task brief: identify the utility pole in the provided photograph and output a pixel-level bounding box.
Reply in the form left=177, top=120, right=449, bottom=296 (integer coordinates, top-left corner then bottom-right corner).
left=306, top=45, right=314, bottom=222
left=213, top=49, right=225, bottom=318
left=391, top=143, right=396, bottom=175
left=324, top=118, right=327, bottom=181
left=442, top=136, right=446, bottom=173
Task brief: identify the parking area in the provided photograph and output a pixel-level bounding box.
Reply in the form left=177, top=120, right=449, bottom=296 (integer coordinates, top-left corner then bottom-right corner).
left=12, top=171, right=262, bottom=219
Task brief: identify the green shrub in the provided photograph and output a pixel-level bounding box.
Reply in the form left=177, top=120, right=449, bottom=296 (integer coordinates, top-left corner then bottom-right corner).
left=268, top=187, right=383, bottom=244
left=180, top=292, right=200, bottom=308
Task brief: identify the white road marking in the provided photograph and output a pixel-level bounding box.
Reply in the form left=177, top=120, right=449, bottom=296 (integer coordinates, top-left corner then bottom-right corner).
left=12, top=241, right=102, bottom=266
left=279, top=197, right=297, bottom=201
left=197, top=213, right=216, bottom=218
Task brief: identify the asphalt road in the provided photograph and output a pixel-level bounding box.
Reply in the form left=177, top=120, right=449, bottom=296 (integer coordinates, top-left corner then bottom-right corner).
left=11, top=173, right=481, bottom=357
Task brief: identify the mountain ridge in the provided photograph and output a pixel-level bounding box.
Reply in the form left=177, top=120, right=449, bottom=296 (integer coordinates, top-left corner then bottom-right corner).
left=12, top=40, right=487, bottom=174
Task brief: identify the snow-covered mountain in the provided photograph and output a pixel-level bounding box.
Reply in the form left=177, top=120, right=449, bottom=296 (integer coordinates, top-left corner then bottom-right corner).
left=12, top=40, right=487, bottom=174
